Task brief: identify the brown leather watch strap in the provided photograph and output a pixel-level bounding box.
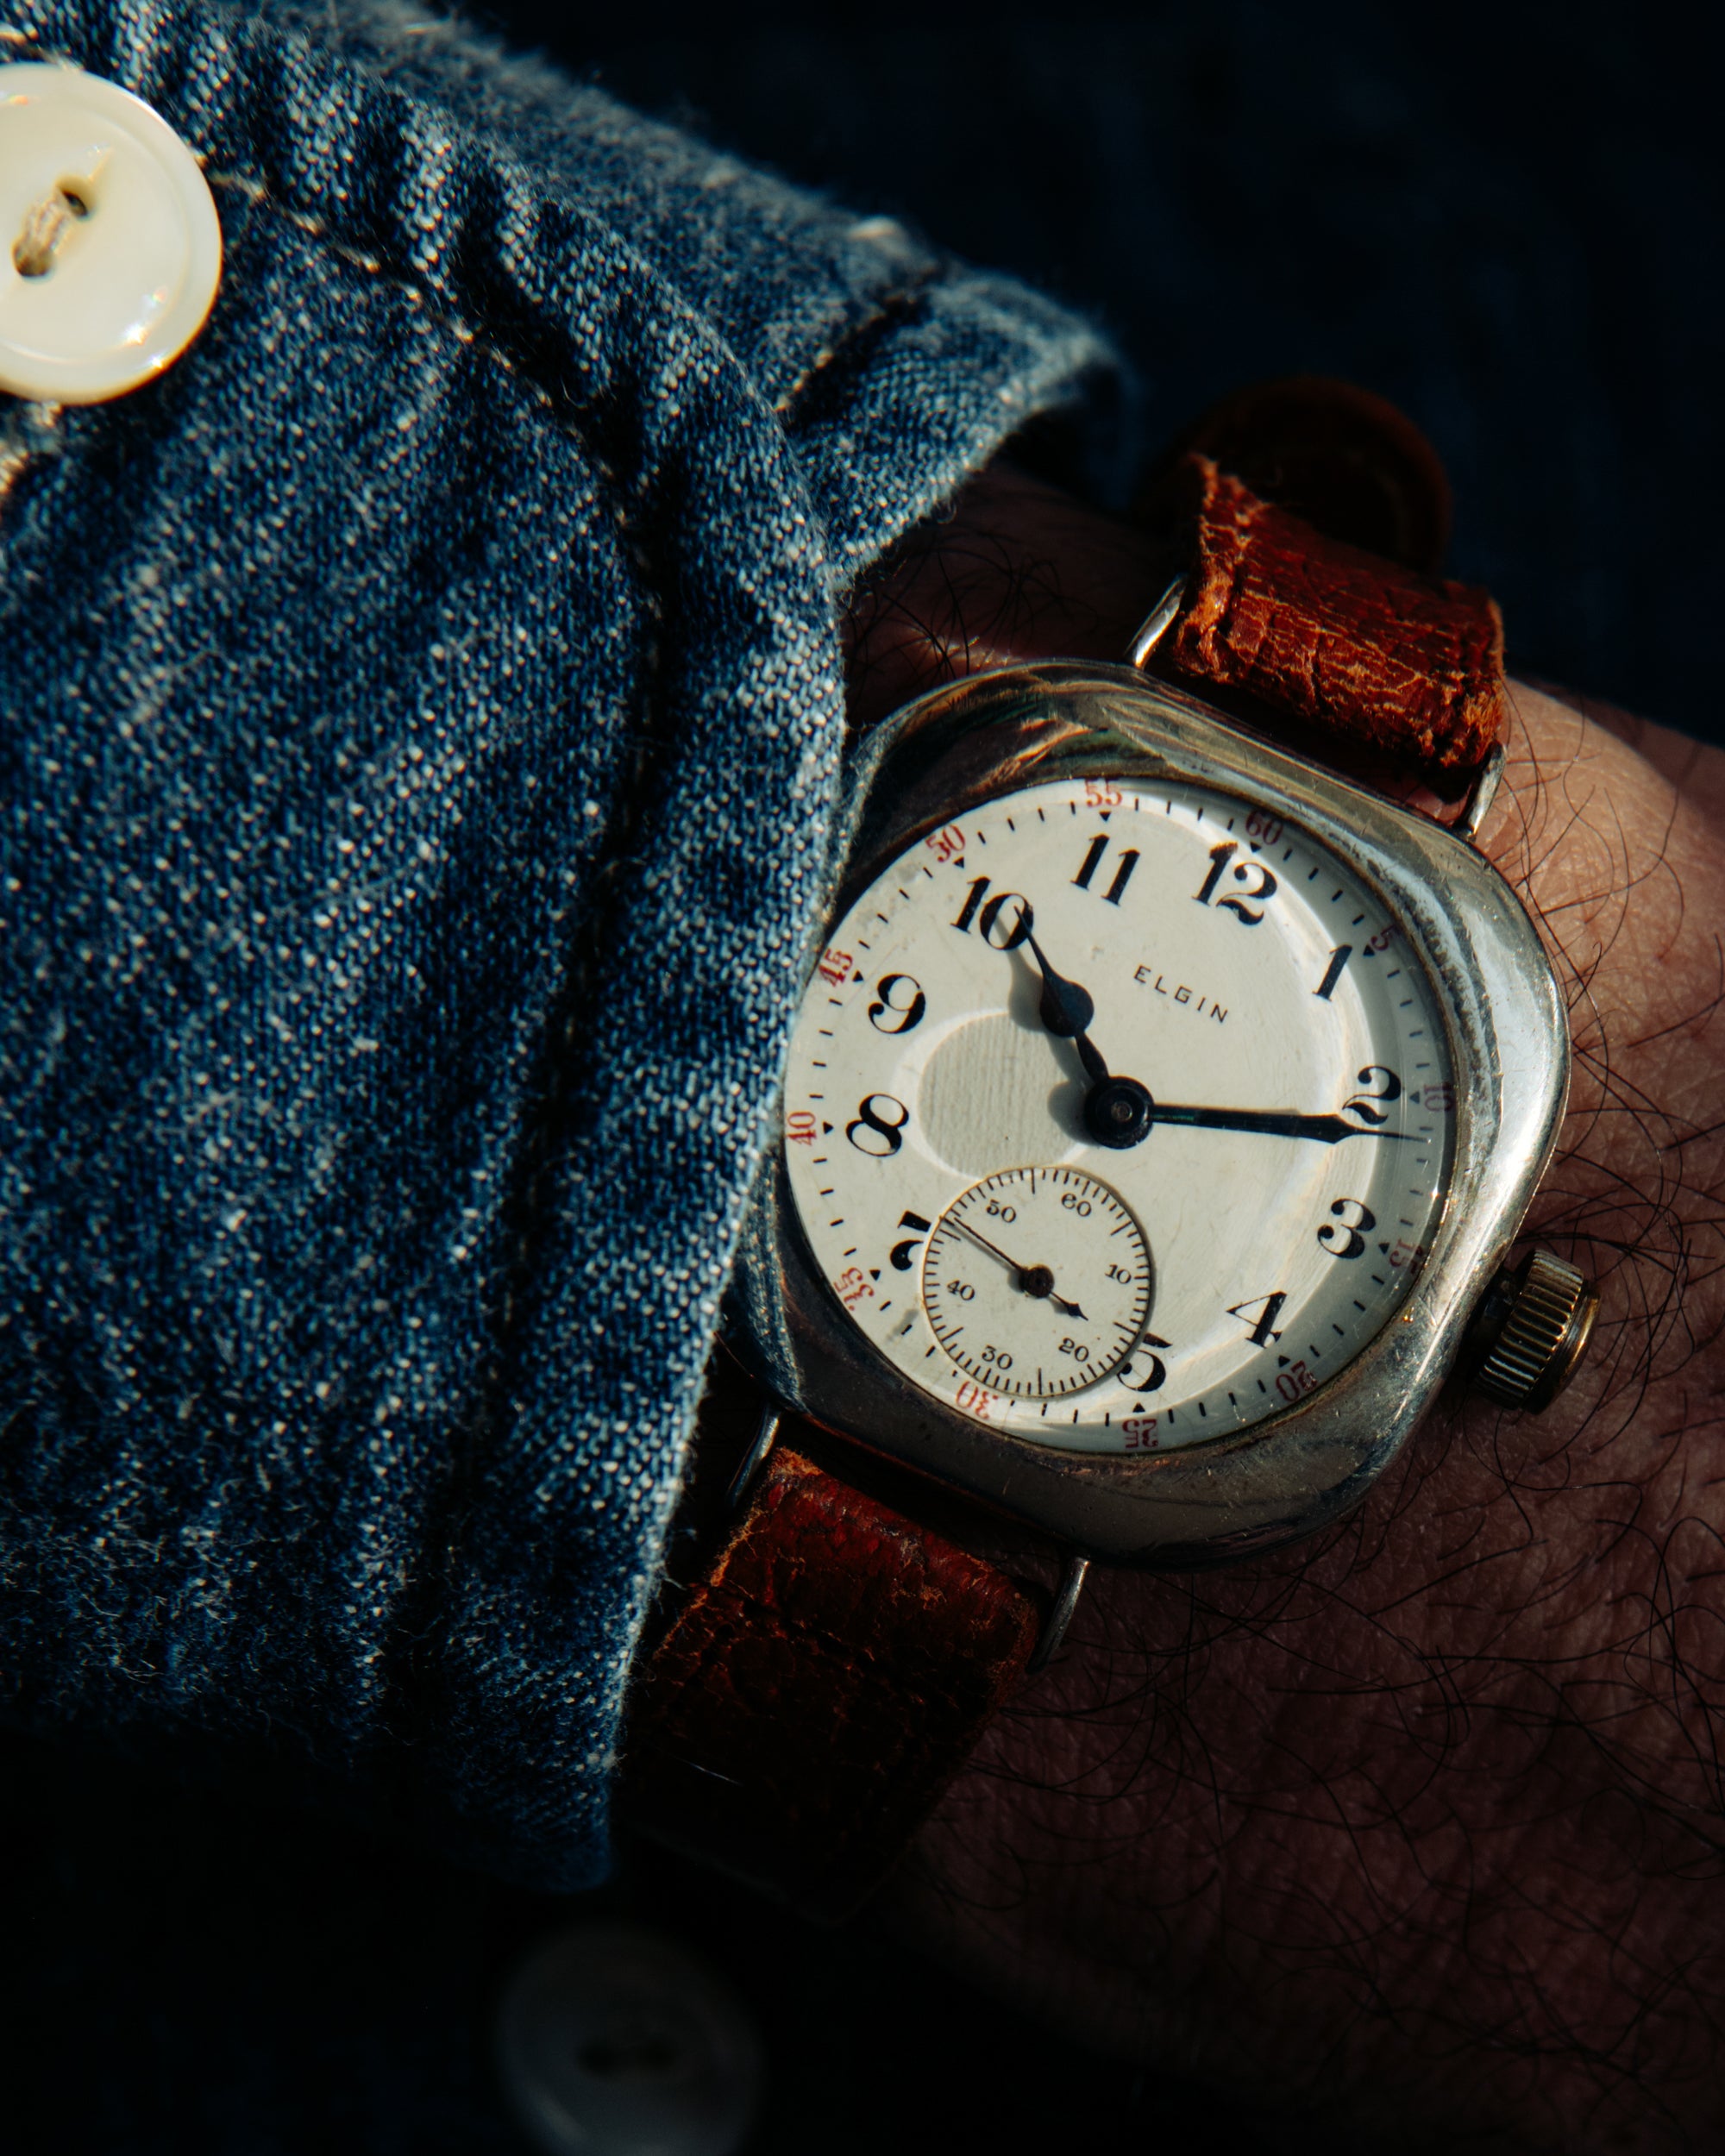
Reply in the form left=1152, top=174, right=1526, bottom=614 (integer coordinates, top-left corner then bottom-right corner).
left=1159, top=451, right=1507, bottom=785
left=621, top=1438, right=1038, bottom=1921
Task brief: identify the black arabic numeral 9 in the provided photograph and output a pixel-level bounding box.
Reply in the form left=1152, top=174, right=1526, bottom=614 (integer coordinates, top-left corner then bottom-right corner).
left=1343, top=1065, right=1402, bottom=1125
left=845, top=1093, right=910, bottom=1158
left=1193, top=841, right=1277, bottom=924
left=868, top=973, right=926, bottom=1035
left=1317, top=1197, right=1376, bottom=1260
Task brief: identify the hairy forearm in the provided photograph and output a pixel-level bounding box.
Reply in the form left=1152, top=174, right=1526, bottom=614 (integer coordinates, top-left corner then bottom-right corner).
left=850, top=468, right=1725, bottom=2152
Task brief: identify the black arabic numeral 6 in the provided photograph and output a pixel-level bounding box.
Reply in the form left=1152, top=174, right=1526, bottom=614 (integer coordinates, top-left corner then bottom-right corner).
left=845, top=1093, right=910, bottom=1158
left=868, top=973, right=926, bottom=1035
left=1317, top=1197, right=1377, bottom=1260
left=1193, top=841, right=1277, bottom=924
left=1343, top=1065, right=1402, bottom=1125
left=951, top=876, right=1035, bottom=950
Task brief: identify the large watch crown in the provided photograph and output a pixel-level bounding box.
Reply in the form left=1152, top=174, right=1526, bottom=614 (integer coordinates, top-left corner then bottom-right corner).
left=1467, top=1248, right=1598, bottom=1412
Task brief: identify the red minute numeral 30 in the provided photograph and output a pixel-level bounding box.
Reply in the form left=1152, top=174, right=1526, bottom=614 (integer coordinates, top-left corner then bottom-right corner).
left=955, top=1381, right=996, bottom=1420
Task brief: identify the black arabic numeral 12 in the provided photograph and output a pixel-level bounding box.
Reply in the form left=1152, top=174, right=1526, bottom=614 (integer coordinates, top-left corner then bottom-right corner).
left=1344, top=1065, right=1402, bottom=1125
left=1193, top=841, right=1277, bottom=924
left=1317, top=1198, right=1376, bottom=1260
left=951, top=876, right=1034, bottom=950
left=846, top=1094, right=910, bottom=1158
left=868, top=974, right=926, bottom=1035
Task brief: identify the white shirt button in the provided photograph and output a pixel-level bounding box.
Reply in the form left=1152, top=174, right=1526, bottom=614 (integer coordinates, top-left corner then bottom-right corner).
left=495, top=1921, right=764, bottom=2156
left=0, top=63, right=222, bottom=404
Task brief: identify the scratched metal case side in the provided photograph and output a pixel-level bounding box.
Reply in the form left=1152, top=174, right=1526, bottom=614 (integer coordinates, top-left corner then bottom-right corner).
left=729, top=666, right=1569, bottom=1566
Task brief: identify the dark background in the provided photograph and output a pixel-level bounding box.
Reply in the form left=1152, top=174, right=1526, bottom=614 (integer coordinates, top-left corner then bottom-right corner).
left=552, top=0, right=1725, bottom=745
left=12, top=7, right=1721, bottom=2155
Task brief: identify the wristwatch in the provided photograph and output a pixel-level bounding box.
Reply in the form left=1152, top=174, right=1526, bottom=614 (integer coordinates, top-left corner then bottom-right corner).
left=621, top=385, right=1598, bottom=1920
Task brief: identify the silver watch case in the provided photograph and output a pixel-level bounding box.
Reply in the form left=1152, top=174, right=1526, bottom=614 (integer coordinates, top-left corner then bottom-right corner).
left=728, top=663, right=1567, bottom=1568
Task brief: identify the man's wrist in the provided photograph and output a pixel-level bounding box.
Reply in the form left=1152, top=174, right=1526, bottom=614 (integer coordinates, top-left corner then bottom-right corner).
left=844, top=472, right=1725, bottom=2152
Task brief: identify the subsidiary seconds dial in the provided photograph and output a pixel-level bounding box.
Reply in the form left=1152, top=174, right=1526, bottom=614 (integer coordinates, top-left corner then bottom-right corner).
left=922, top=1167, right=1153, bottom=1399
left=780, top=772, right=1455, bottom=1455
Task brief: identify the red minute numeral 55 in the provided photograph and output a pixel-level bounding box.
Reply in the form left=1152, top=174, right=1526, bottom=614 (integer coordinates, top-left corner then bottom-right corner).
left=1083, top=776, right=1123, bottom=810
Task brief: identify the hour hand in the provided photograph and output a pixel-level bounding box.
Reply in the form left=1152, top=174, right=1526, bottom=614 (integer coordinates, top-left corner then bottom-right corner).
left=1023, top=931, right=1109, bottom=1087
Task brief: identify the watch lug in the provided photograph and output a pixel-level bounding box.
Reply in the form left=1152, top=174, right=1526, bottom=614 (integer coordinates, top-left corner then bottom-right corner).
left=725, top=1406, right=781, bottom=1513
left=1126, top=575, right=1188, bottom=670
left=1026, top=1553, right=1091, bottom=1675
left=1454, top=742, right=1507, bottom=845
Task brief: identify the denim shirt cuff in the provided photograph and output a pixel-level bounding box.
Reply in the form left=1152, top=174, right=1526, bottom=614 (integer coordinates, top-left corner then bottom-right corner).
left=0, top=0, right=1129, bottom=1893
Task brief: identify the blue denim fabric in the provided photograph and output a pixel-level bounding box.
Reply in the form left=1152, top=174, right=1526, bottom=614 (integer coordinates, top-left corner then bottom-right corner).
left=0, top=0, right=1122, bottom=1886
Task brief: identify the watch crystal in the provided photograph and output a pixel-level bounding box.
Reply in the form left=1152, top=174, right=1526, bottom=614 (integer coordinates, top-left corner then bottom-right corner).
left=781, top=774, right=1455, bottom=1453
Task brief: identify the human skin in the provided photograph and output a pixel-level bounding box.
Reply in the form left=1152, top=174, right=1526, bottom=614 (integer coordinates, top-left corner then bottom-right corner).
left=847, top=463, right=1725, bottom=2152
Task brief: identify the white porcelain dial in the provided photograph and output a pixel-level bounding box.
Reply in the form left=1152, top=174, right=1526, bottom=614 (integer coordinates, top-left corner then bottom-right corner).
left=781, top=774, right=1455, bottom=1455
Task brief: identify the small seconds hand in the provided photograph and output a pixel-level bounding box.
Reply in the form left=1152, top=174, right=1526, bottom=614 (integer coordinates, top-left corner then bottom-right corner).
left=951, top=1217, right=1088, bottom=1319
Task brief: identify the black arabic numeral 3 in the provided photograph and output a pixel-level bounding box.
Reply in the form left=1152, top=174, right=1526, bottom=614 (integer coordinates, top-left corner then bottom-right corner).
left=1317, top=1198, right=1376, bottom=1259
left=846, top=1093, right=910, bottom=1158
left=1344, top=1065, right=1402, bottom=1125
left=868, top=974, right=926, bottom=1035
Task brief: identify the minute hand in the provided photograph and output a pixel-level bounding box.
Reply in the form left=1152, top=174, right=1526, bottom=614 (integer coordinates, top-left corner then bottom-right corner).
left=1146, top=1103, right=1417, bottom=1144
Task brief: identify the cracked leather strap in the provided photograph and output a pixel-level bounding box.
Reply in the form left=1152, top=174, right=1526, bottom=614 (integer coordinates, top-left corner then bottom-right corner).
left=622, top=412, right=1505, bottom=1921
left=620, top=1438, right=1038, bottom=1921
left=1161, top=451, right=1508, bottom=786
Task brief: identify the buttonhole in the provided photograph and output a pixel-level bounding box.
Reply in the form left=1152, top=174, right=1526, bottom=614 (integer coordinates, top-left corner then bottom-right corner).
left=12, top=182, right=92, bottom=279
